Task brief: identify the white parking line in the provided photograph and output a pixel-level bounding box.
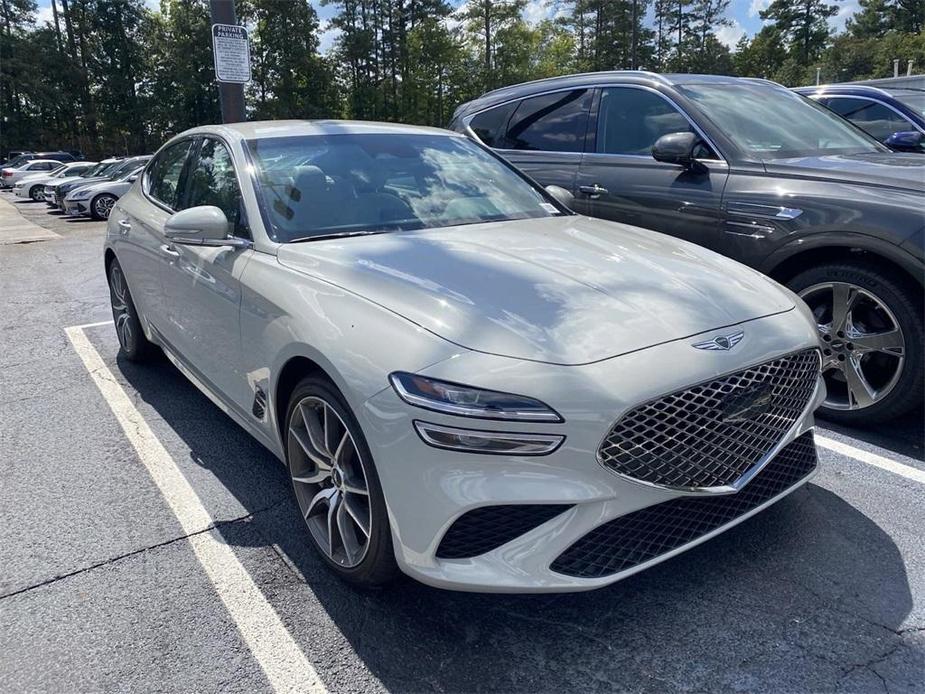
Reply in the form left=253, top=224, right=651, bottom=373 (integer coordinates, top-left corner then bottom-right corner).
left=816, top=432, right=925, bottom=485
left=65, top=325, right=327, bottom=694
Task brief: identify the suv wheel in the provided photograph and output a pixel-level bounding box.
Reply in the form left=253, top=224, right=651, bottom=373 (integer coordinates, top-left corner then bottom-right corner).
left=285, top=376, right=398, bottom=587
left=789, top=261, right=923, bottom=424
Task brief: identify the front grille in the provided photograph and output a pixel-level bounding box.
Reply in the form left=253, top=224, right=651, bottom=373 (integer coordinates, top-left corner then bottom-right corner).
left=436, top=504, right=572, bottom=559
left=599, top=349, right=819, bottom=490
left=551, top=432, right=817, bottom=578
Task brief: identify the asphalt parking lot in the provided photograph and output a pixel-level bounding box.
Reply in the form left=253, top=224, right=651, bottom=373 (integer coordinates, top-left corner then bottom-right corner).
left=0, top=190, right=923, bottom=693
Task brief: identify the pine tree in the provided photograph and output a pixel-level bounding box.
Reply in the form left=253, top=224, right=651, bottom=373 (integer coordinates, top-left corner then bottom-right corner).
left=759, top=0, right=838, bottom=64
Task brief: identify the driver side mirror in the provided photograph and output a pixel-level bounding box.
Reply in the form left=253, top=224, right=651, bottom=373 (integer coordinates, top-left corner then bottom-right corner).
left=883, top=130, right=924, bottom=152
left=652, top=132, right=703, bottom=169
left=164, top=205, right=241, bottom=247
left=544, top=185, right=574, bottom=208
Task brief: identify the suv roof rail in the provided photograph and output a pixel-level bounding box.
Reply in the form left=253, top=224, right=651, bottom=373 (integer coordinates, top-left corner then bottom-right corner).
left=480, top=69, right=670, bottom=99
left=740, top=77, right=784, bottom=88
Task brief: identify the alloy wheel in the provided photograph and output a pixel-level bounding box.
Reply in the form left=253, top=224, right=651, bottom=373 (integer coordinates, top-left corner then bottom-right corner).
left=108, top=264, right=133, bottom=351
left=799, top=281, right=905, bottom=411
left=30, top=186, right=43, bottom=201
left=287, top=395, right=372, bottom=568
left=94, top=195, right=115, bottom=219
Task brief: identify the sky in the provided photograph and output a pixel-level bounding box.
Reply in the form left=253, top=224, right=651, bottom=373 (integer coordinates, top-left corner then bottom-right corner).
left=32, top=0, right=863, bottom=54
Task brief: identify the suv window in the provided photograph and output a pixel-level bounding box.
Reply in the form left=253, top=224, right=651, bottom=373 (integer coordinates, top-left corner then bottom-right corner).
left=822, top=97, right=915, bottom=143
left=597, top=88, right=697, bottom=156
left=504, top=89, right=592, bottom=152
left=469, top=101, right=517, bottom=148
left=186, top=138, right=245, bottom=234
left=147, top=141, right=192, bottom=209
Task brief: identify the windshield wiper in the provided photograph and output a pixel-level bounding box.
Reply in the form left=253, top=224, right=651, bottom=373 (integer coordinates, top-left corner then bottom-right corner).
left=288, top=230, right=391, bottom=243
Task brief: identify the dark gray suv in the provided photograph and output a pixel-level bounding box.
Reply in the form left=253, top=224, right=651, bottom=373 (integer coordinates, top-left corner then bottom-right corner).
left=451, top=71, right=924, bottom=425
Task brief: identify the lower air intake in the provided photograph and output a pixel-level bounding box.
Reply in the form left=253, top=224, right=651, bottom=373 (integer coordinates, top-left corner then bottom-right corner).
left=550, top=433, right=818, bottom=579
left=436, top=504, right=573, bottom=559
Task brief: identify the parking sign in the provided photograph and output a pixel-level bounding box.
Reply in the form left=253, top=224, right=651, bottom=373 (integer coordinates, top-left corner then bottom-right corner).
left=212, top=23, right=251, bottom=84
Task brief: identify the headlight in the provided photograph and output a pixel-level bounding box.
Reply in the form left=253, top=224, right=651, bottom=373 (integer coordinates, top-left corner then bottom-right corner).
left=389, top=372, right=563, bottom=422
left=413, top=421, right=563, bottom=455
left=70, top=190, right=90, bottom=200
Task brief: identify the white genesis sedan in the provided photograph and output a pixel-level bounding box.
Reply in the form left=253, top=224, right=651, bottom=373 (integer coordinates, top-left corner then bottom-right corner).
left=104, top=121, right=825, bottom=592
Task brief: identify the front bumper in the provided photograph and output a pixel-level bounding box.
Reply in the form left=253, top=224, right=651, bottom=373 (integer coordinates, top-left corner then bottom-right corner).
left=64, top=199, right=89, bottom=216
left=13, top=185, right=28, bottom=197
left=360, top=309, right=823, bottom=592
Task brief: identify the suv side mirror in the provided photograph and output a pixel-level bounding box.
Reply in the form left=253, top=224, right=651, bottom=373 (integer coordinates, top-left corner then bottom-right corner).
left=884, top=130, right=924, bottom=152
left=652, top=132, right=702, bottom=168
left=164, top=206, right=232, bottom=245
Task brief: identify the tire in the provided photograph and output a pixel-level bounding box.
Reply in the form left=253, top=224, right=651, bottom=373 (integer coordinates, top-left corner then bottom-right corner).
left=284, top=376, right=399, bottom=587
left=788, top=260, right=923, bottom=425
left=107, top=258, right=156, bottom=362
left=29, top=185, right=43, bottom=201
left=91, top=193, right=117, bottom=220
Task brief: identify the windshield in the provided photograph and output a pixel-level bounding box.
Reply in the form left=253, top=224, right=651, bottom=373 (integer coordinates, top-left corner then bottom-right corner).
left=888, top=90, right=925, bottom=118
left=247, top=133, right=564, bottom=242
left=679, top=83, right=884, bottom=159
left=108, top=159, right=147, bottom=180
left=83, top=162, right=113, bottom=177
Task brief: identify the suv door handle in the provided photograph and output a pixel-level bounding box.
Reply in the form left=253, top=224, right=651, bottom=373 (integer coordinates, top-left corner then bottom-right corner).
left=159, top=244, right=180, bottom=258
left=579, top=184, right=608, bottom=198
left=117, top=219, right=131, bottom=235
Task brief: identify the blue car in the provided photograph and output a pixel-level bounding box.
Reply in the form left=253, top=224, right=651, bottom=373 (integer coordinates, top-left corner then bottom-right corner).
left=796, top=84, right=925, bottom=152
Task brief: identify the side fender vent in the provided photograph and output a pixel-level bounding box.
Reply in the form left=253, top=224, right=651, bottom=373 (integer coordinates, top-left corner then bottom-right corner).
left=252, top=387, right=267, bottom=420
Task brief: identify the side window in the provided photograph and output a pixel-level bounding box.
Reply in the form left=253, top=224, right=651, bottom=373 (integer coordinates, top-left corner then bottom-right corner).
left=504, top=89, right=592, bottom=152
left=469, top=102, right=517, bottom=148
left=597, top=88, right=696, bottom=156
left=30, top=162, right=53, bottom=171
left=185, top=138, right=245, bottom=235
left=147, top=141, right=192, bottom=210
left=824, top=97, right=913, bottom=142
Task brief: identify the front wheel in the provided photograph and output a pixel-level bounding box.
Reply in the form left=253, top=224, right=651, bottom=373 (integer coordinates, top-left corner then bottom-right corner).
left=29, top=185, right=43, bottom=201
left=91, top=193, right=117, bottom=220
left=790, top=261, right=923, bottom=424
left=107, top=258, right=156, bottom=362
left=285, top=376, right=398, bottom=587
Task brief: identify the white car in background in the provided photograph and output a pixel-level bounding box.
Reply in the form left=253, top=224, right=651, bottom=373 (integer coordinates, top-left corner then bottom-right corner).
left=43, top=158, right=123, bottom=207
left=64, top=166, right=143, bottom=219
left=13, top=161, right=96, bottom=201
left=0, top=159, right=63, bottom=188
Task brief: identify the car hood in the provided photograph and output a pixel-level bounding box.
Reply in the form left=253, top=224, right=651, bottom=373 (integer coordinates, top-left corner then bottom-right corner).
left=56, top=175, right=108, bottom=191
left=763, top=152, right=925, bottom=192
left=277, top=215, right=795, bottom=365
left=15, top=173, right=53, bottom=185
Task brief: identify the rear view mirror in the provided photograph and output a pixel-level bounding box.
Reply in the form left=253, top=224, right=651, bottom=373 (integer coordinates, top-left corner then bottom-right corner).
left=884, top=130, right=924, bottom=152
left=164, top=205, right=230, bottom=245
left=652, top=132, right=702, bottom=168
left=544, top=185, right=574, bottom=208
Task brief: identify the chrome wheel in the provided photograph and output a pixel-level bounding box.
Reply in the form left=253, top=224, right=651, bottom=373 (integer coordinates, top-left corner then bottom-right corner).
left=94, top=195, right=115, bottom=219
left=30, top=186, right=43, bottom=201
left=109, top=263, right=134, bottom=351
left=799, top=281, right=905, bottom=411
left=288, top=395, right=372, bottom=568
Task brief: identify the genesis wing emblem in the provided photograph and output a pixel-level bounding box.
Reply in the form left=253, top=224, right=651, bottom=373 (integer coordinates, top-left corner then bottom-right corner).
left=693, top=330, right=745, bottom=351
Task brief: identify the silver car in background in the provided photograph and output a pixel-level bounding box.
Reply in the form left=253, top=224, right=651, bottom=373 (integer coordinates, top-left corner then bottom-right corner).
left=64, top=166, right=144, bottom=219
left=13, top=161, right=96, bottom=201
left=44, top=159, right=123, bottom=207
left=104, top=121, right=824, bottom=592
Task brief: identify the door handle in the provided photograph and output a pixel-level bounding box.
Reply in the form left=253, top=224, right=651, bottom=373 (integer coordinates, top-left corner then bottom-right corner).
left=579, top=184, right=609, bottom=198
left=159, top=244, right=180, bottom=258
left=117, top=219, right=131, bottom=235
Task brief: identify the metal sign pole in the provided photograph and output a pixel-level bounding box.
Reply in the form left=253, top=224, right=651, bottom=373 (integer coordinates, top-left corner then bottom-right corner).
left=209, top=0, right=246, bottom=123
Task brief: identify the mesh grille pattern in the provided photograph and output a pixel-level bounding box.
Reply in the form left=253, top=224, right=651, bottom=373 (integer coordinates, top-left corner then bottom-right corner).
left=551, top=433, right=817, bottom=578
left=436, top=505, right=572, bottom=559
left=599, top=349, right=820, bottom=489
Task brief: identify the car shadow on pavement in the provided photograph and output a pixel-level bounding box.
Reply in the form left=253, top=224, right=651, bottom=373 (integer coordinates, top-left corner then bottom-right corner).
left=116, top=352, right=918, bottom=693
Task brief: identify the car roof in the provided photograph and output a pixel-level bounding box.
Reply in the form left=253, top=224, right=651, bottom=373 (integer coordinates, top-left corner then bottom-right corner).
left=179, top=119, right=457, bottom=141
left=457, top=71, right=783, bottom=115
left=796, top=84, right=925, bottom=97
left=24, top=159, right=66, bottom=165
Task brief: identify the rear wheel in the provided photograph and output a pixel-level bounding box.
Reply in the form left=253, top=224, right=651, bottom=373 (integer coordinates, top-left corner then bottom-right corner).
left=790, top=261, right=923, bottom=424
left=107, top=258, right=156, bottom=362
left=91, top=193, right=117, bottom=220
left=285, top=376, right=398, bottom=587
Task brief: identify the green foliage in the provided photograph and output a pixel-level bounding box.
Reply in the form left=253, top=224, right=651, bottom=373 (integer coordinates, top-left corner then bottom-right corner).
left=0, top=0, right=922, bottom=158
